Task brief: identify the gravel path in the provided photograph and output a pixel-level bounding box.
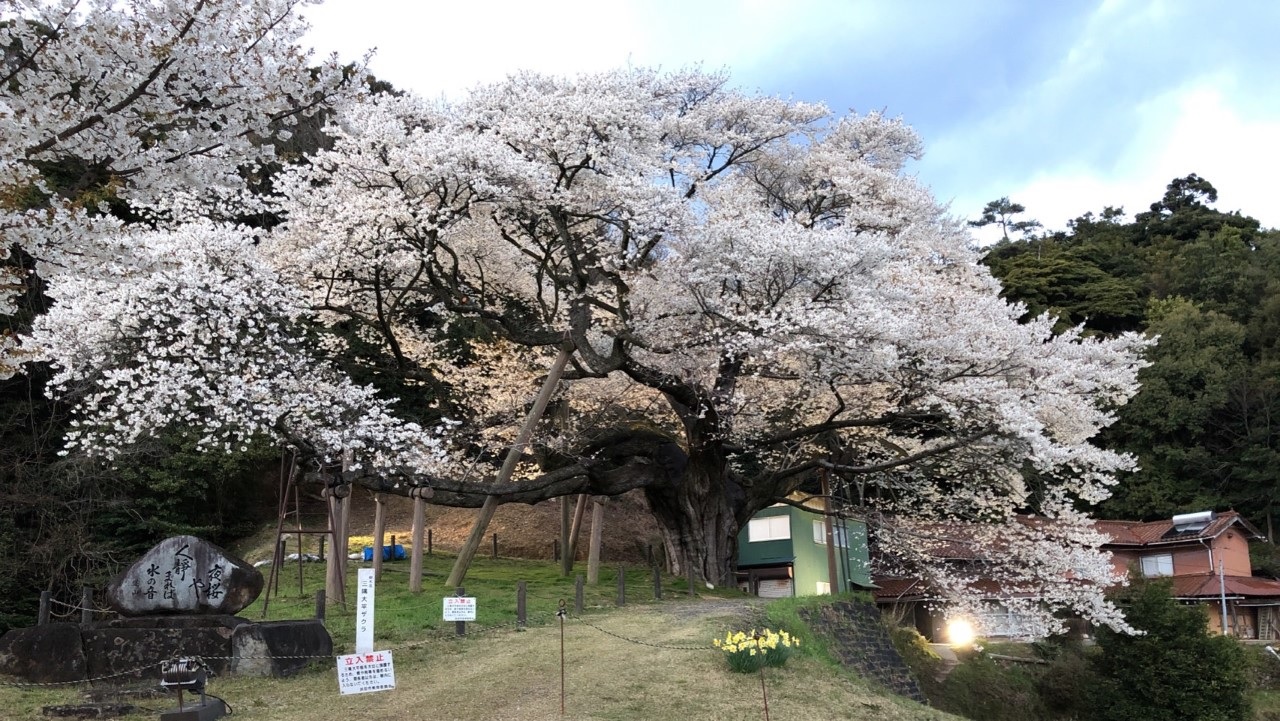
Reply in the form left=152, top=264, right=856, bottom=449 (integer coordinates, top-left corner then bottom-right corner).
left=659, top=595, right=768, bottom=623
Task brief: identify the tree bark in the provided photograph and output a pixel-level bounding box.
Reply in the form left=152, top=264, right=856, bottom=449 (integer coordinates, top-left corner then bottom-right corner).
left=643, top=442, right=740, bottom=587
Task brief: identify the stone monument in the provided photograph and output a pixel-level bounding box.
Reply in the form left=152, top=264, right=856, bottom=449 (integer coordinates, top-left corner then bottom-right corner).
left=0, top=536, right=332, bottom=683
left=106, top=535, right=263, bottom=616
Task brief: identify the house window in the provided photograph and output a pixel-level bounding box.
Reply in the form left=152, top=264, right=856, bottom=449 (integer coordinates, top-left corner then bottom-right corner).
left=812, top=520, right=848, bottom=548
left=816, top=581, right=831, bottom=595
left=747, top=516, right=790, bottom=542
left=1141, top=553, right=1174, bottom=577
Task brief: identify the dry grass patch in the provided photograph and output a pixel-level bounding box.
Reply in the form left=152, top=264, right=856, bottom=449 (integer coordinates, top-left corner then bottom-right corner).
left=0, top=601, right=958, bottom=720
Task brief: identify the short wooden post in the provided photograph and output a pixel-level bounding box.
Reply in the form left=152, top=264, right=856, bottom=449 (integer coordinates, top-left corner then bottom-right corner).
left=492, top=533, right=498, bottom=560
left=80, top=587, right=92, bottom=624
left=428, top=528, right=433, bottom=556
left=517, top=581, right=527, bottom=629
left=651, top=557, right=662, bottom=600
left=318, top=536, right=326, bottom=561
left=686, top=553, right=696, bottom=597
left=553, top=539, right=560, bottom=562
left=616, top=566, right=626, bottom=607
left=315, top=589, right=326, bottom=620
left=575, top=574, right=584, bottom=615
left=455, top=587, right=466, bottom=637
left=38, top=591, right=50, bottom=626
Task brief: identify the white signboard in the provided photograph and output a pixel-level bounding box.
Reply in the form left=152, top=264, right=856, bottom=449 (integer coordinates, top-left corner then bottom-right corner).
left=336, top=650, right=395, bottom=695
left=443, top=596, right=477, bottom=621
left=356, top=568, right=375, bottom=654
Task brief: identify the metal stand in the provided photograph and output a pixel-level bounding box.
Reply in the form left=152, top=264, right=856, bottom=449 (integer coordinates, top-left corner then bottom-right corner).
left=158, top=659, right=226, bottom=721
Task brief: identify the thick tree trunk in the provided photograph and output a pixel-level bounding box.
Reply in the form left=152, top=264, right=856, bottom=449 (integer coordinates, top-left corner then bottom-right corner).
left=643, top=444, right=740, bottom=588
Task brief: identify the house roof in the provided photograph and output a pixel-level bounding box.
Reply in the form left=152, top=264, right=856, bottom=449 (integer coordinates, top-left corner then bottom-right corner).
left=873, top=577, right=928, bottom=601
left=1167, top=574, right=1280, bottom=600
left=1093, top=511, right=1264, bottom=547
left=871, top=576, right=1046, bottom=603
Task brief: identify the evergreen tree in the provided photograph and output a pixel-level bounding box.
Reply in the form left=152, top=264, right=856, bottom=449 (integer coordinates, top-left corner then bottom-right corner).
left=1091, top=578, right=1249, bottom=721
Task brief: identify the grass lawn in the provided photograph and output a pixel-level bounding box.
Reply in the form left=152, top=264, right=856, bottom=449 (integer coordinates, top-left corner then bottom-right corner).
left=0, top=555, right=957, bottom=720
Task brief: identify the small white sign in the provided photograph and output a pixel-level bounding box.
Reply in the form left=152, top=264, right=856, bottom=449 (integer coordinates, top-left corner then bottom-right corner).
left=356, top=568, right=375, bottom=654
left=336, top=650, right=395, bottom=695
left=443, top=596, right=477, bottom=621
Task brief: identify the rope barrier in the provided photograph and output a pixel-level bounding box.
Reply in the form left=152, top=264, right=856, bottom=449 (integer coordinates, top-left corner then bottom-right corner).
left=568, top=615, right=711, bottom=651
left=0, top=660, right=165, bottom=689
left=2, top=593, right=727, bottom=692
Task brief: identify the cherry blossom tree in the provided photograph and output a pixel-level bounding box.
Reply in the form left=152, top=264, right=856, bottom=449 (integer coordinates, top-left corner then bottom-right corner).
left=17, top=47, right=1150, bottom=632
left=1, top=0, right=354, bottom=377
left=246, top=71, right=1149, bottom=630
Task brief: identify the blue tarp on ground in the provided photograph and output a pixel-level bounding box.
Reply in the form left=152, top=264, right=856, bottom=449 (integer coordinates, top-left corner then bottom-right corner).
left=362, top=544, right=407, bottom=561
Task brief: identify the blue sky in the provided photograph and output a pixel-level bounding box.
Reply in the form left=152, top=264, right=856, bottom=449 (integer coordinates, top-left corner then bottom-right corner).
left=303, top=0, right=1280, bottom=237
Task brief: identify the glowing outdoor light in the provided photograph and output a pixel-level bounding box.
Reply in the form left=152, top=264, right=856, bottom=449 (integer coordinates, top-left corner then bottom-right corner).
left=946, top=618, right=976, bottom=647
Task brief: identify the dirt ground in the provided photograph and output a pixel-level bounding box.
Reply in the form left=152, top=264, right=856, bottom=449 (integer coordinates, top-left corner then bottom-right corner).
left=292, top=489, right=663, bottom=565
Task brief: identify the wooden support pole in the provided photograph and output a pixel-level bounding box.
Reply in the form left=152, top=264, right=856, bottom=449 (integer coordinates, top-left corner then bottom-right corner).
left=324, top=489, right=340, bottom=608
left=616, top=566, right=626, bottom=606
left=566, top=494, right=588, bottom=566
left=517, top=581, right=527, bottom=629
left=294, top=478, right=305, bottom=597
left=587, top=499, right=604, bottom=584
left=410, top=492, right=426, bottom=594
left=447, top=343, right=573, bottom=587
left=560, top=495, right=572, bottom=576
left=338, top=482, right=351, bottom=597
left=325, top=480, right=351, bottom=609
left=575, top=574, right=585, bottom=615
left=373, top=493, right=386, bottom=582
left=492, top=533, right=499, bottom=560
left=820, top=470, right=839, bottom=593
left=38, top=591, right=50, bottom=626
left=315, top=589, right=326, bottom=621
left=80, top=587, right=92, bottom=624
left=319, top=536, right=326, bottom=561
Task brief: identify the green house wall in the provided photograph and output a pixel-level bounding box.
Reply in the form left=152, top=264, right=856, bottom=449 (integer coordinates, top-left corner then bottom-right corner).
left=737, top=505, right=871, bottom=595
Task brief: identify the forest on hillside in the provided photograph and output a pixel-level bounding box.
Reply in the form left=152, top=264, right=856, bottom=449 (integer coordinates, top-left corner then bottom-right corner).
left=979, top=175, right=1280, bottom=535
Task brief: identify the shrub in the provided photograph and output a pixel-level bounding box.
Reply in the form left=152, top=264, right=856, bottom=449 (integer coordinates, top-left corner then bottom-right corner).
left=936, top=654, right=1049, bottom=721
left=714, top=628, right=798, bottom=673
left=1035, top=644, right=1096, bottom=719
left=1090, top=577, right=1250, bottom=721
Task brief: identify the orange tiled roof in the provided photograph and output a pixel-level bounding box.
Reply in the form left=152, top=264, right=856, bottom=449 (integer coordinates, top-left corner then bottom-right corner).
left=1093, top=511, right=1263, bottom=547
left=1166, top=573, right=1280, bottom=599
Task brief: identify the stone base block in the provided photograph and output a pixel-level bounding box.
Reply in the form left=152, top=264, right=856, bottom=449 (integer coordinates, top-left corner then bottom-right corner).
left=232, top=620, right=332, bottom=677
left=0, top=623, right=87, bottom=683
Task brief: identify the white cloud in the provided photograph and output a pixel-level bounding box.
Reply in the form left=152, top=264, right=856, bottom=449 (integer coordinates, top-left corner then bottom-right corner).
left=959, top=77, right=1280, bottom=242
left=300, top=0, right=872, bottom=99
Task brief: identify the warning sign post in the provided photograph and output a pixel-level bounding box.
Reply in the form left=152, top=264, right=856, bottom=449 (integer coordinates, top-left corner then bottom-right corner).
left=443, top=596, right=477, bottom=621
left=337, top=650, right=396, bottom=695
